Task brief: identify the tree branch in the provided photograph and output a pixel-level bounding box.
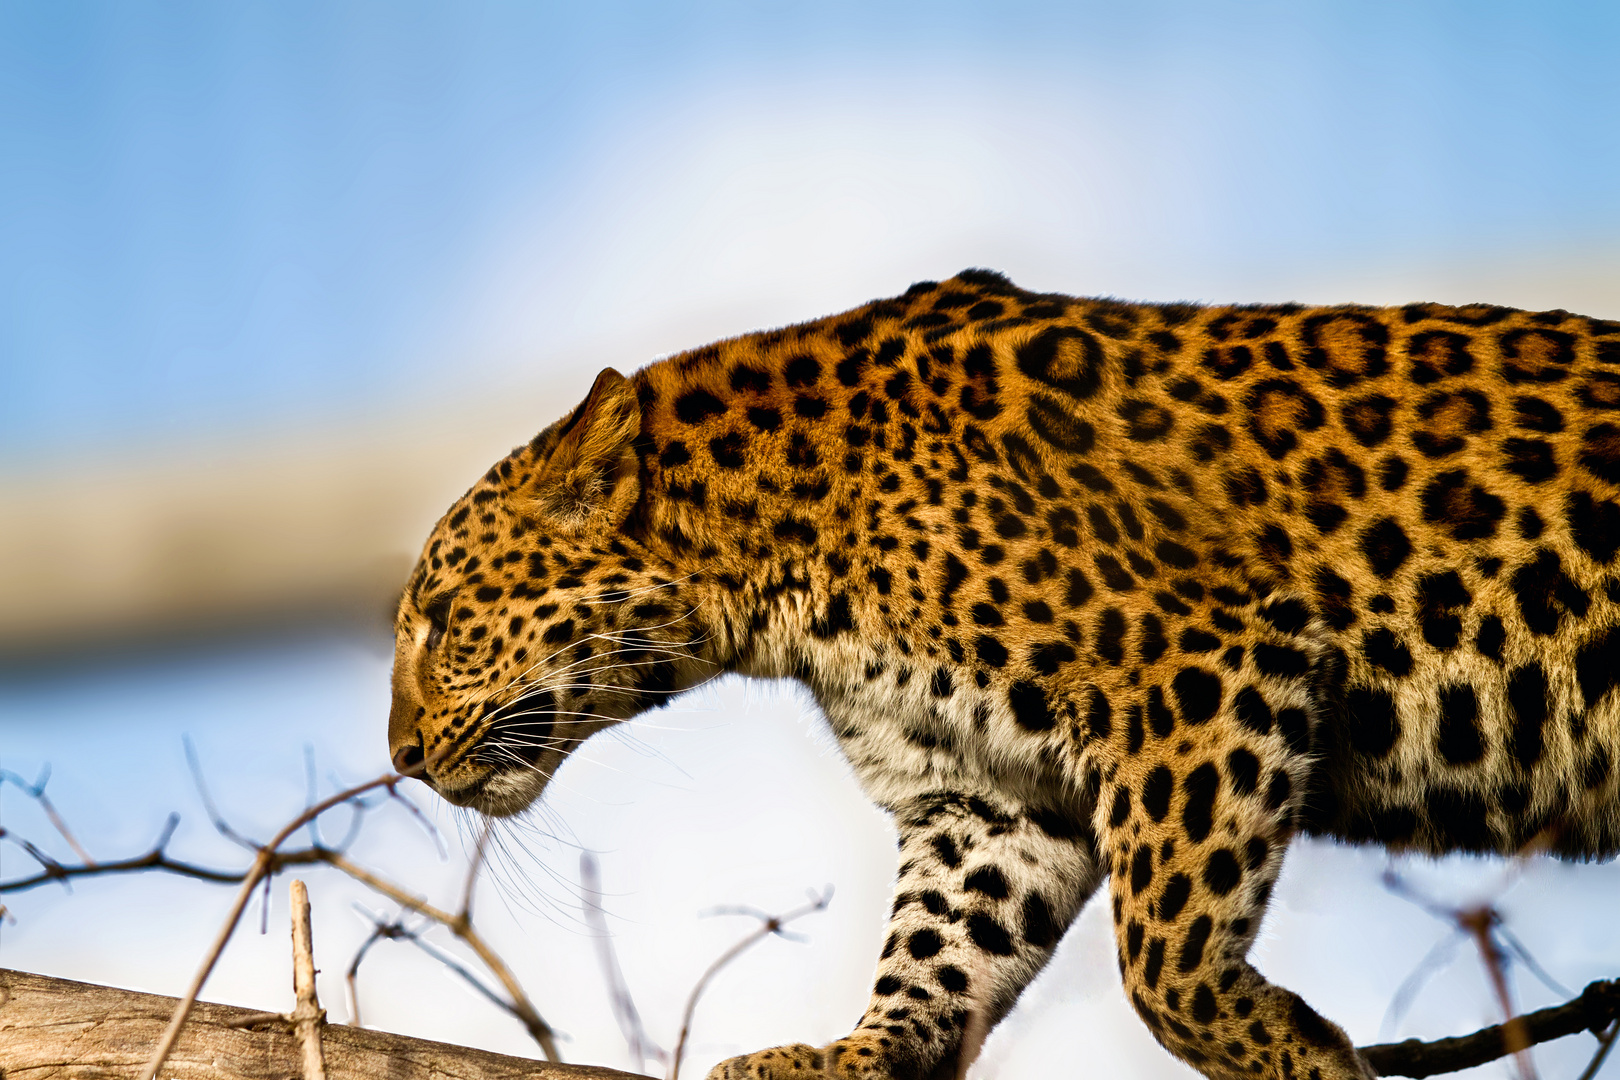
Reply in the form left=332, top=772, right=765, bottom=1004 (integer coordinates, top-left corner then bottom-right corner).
left=1358, top=979, right=1620, bottom=1078
left=0, top=812, right=336, bottom=893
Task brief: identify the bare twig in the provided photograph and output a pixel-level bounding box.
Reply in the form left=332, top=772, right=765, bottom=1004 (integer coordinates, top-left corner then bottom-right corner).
left=223, top=1009, right=294, bottom=1030
left=668, top=888, right=833, bottom=1080
left=184, top=737, right=261, bottom=852
left=401, top=925, right=515, bottom=1011
left=1, top=766, right=95, bottom=865
left=304, top=746, right=325, bottom=848
left=1379, top=928, right=1464, bottom=1039
left=325, top=849, right=560, bottom=1061
left=1575, top=1020, right=1618, bottom=1080
left=1, top=764, right=558, bottom=1064
left=389, top=787, right=449, bottom=859
left=1358, top=978, right=1620, bottom=1078
left=459, top=819, right=492, bottom=919
left=1380, top=867, right=1552, bottom=1080
left=1, top=760, right=442, bottom=898
left=289, top=879, right=328, bottom=1080
left=1497, top=926, right=1574, bottom=1000
left=1456, top=905, right=1535, bottom=1080
left=138, top=771, right=401, bottom=1080
left=1, top=813, right=330, bottom=893
left=344, top=912, right=406, bottom=1028
left=581, top=852, right=664, bottom=1072
left=258, top=870, right=274, bottom=934
left=350, top=906, right=524, bottom=1020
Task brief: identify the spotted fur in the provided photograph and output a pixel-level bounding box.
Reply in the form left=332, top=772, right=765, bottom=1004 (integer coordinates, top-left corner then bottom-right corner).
left=387, top=270, right=1620, bottom=1080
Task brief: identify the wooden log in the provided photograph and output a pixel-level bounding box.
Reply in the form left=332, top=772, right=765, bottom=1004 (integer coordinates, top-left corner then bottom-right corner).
left=0, top=968, right=643, bottom=1080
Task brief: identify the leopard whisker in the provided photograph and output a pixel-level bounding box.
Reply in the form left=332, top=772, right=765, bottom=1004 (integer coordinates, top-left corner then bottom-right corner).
left=476, top=636, right=702, bottom=708
left=474, top=654, right=701, bottom=714
left=571, top=569, right=706, bottom=605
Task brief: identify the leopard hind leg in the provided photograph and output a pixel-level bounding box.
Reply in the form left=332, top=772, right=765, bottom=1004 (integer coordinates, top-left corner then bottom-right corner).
left=1101, top=627, right=1374, bottom=1079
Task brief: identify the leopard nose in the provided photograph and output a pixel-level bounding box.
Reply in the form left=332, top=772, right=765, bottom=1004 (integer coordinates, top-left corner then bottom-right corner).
left=392, top=739, right=426, bottom=776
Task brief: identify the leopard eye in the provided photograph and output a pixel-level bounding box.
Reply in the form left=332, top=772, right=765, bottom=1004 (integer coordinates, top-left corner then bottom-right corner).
left=422, top=593, right=453, bottom=652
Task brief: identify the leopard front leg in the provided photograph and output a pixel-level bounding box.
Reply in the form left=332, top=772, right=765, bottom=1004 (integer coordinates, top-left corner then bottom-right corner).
left=707, top=790, right=1105, bottom=1080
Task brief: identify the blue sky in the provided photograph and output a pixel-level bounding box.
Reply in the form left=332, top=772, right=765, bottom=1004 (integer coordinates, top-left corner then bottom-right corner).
left=2, top=1, right=1617, bottom=460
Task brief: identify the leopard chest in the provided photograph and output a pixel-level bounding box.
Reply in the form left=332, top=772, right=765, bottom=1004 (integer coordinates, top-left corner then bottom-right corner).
left=790, top=635, right=1084, bottom=813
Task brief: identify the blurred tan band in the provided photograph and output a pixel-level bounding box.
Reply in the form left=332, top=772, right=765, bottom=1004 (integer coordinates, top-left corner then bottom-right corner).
left=0, top=397, right=551, bottom=659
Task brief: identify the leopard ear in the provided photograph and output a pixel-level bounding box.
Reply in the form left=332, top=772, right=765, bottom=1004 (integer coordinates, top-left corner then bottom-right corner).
left=519, top=368, right=642, bottom=531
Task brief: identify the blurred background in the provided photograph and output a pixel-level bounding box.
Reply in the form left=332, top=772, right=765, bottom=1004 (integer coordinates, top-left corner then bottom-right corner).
left=2, top=2, right=1619, bottom=1077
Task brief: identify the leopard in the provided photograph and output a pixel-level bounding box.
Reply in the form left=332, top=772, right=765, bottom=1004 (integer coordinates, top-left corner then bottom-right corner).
left=386, top=269, right=1620, bottom=1080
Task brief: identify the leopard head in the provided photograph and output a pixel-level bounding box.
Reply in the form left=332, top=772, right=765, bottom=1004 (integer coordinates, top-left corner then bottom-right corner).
left=387, top=368, right=713, bottom=816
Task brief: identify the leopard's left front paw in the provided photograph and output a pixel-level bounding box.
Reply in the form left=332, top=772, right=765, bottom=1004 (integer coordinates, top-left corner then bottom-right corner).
left=703, top=1035, right=901, bottom=1079
left=705, top=1043, right=826, bottom=1079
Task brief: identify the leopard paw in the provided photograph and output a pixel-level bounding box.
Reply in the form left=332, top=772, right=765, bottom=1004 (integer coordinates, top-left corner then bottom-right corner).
left=704, top=1036, right=901, bottom=1079
left=705, top=1043, right=827, bottom=1080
